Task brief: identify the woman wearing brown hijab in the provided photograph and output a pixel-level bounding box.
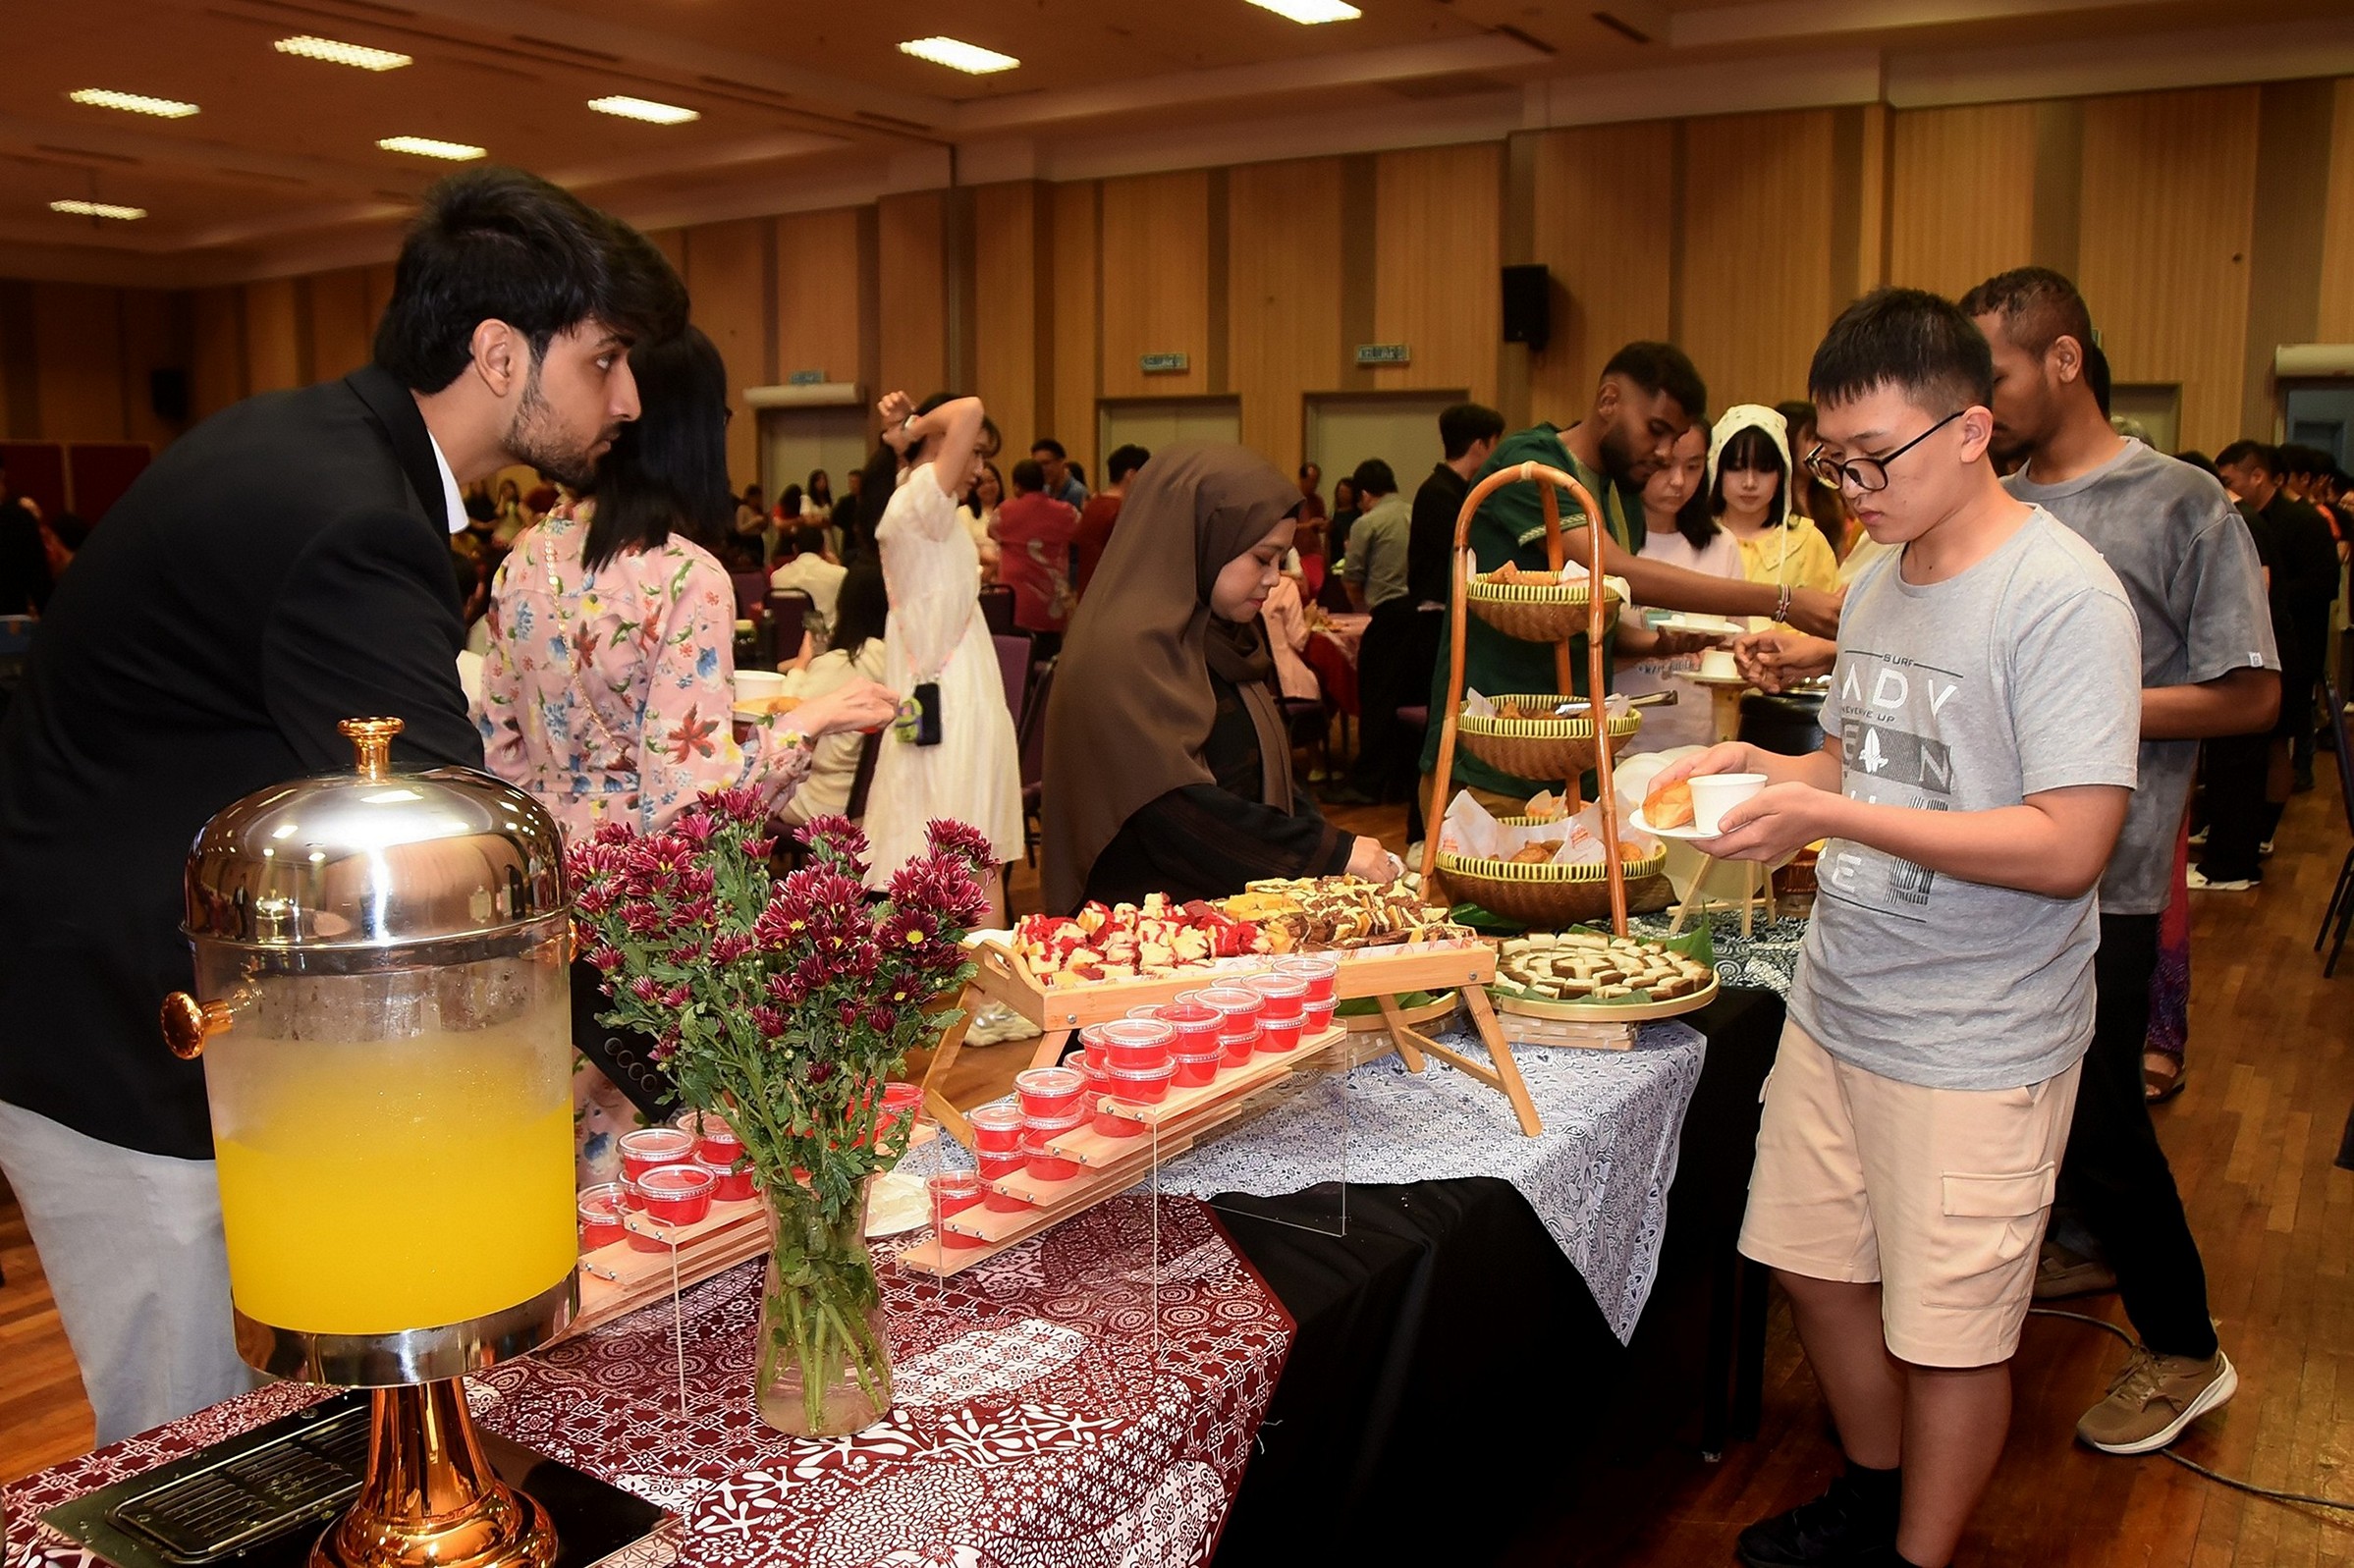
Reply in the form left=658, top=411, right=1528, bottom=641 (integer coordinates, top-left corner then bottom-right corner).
left=1042, top=445, right=1400, bottom=914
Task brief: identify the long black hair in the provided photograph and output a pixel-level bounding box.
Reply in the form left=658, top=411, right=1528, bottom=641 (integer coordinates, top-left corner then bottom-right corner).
left=806, top=469, right=833, bottom=509
left=1709, top=423, right=1792, bottom=530
left=583, top=325, right=733, bottom=571
left=830, top=558, right=888, bottom=658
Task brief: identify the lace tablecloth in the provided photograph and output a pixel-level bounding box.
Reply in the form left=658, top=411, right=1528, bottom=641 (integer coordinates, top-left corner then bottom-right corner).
left=4, top=1197, right=1290, bottom=1568
left=1150, top=1019, right=1706, bottom=1343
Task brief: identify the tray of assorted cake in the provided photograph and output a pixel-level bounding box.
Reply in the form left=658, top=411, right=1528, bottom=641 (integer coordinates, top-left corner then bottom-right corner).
left=1485, top=926, right=1719, bottom=1023
left=903, top=876, right=1498, bottom=1274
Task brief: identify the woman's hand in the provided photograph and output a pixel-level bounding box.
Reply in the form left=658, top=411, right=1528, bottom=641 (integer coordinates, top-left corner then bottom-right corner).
left=789, top=678, right=903, bottom=738
left=1346, top=837, right=1403, bottom=884
left=876, top=392, right=915, bottom=453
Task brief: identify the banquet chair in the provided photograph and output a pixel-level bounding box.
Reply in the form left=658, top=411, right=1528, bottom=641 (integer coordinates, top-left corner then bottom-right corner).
left=2315, top=679, right=2352, bottom=977
left=729, top=571, right=770, bottom=622
left=766, top=589, right=815, bottom=666
left=1018, top=658, right=1056, bottom=866
left=994, top=634, right=1034, bottom=730
left=978, top=583, right=1017, bottom=638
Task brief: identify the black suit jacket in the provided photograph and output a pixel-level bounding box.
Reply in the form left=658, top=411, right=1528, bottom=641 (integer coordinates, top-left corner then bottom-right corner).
left=0, top=365, right=484, bottom=1159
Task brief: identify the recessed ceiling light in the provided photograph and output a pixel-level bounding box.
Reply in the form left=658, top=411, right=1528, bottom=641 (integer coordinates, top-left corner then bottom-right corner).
left=51, top=199, right=146, bottom=220
left=1244, top=0, right=1362, bottom=22
left=587, top=95, right=700, bottom=125
left=275, top=35, right=412, bottom=71
left=69, top=88, right=199, bottom=118
left=897, top=36, right=1019, bottom=75
left=377, top=135, right=485, bottom=161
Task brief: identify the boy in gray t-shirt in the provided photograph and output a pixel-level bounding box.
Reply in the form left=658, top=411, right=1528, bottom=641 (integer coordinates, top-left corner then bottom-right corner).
left=1656, top=291, right=2140, bottom=1568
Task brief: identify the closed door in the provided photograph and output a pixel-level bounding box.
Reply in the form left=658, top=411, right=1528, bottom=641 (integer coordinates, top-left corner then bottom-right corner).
left=759, top=406, right=870, bottom=510
left=1304, top=392, right=1467, bottom=502
left=1097, top=398, right=1242, bottom=471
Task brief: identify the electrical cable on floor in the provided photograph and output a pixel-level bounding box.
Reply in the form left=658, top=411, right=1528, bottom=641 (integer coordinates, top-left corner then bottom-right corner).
left=2029, top=1307, right=2354, bottom=1512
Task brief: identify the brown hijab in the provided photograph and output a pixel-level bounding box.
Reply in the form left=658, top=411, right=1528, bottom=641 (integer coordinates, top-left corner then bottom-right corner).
left=1042, top=445, right=1303, bottom=914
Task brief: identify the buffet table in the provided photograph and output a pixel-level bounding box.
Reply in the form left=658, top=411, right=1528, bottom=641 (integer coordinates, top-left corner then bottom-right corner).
left=4, top=1199, right=1292, bottom=1568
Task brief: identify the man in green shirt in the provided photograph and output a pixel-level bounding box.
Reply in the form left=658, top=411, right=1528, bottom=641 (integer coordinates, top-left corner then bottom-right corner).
left=1420, top=342, right=1845, bottom=800
left=1339, top=460, right=1419, bottom=801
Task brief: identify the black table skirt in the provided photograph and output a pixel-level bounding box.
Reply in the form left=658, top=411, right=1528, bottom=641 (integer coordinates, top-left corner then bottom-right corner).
left=1212, top=988, right=1785, bottom=1567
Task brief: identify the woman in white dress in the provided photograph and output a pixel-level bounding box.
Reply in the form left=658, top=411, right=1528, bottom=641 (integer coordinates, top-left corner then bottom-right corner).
left=861, top=391, right=1024, bottom=917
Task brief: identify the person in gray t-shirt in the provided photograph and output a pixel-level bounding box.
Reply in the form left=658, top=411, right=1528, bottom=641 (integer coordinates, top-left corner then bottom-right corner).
left=1963, top=267, right=2265, bottom=1459
left=1663, top=290, right=2143, bottom=1568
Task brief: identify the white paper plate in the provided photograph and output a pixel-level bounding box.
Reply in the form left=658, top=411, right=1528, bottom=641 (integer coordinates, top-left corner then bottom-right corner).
left=1629, top=806, right=1724, bottom=844
left=1652, top=613, right=1744, bottom=636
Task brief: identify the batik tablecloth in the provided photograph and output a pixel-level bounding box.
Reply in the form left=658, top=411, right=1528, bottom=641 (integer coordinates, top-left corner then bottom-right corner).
left=4, top=1196, right=1291, bottom=1568
left=1149, top=1019, right=1707, bottom=1343
left=1630, top=909, right=1809, bottom=997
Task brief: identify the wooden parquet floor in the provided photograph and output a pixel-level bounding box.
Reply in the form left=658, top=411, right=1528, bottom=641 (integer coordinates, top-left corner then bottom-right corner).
left=4, top=775, right=2349, bottom=1567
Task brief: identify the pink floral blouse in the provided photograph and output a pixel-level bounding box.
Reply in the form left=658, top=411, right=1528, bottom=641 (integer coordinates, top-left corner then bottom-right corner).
left=479, top=505, right=812, bottom=840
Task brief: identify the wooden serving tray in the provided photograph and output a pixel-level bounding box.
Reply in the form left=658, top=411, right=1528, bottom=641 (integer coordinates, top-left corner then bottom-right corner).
left=897, top=1026, right=1346, bottom=1277
left=570, top=1198, right=770, bottom=1335
left=965, top=936, right=1494, bottom=1032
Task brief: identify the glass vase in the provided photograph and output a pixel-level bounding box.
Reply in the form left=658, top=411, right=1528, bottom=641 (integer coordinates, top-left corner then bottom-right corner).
left=753, top=1181, right=893, bottom=1436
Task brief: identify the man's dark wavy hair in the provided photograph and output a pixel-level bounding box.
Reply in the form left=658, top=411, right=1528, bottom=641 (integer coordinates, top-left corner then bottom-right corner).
left=373, top=166, right=686, bottom=393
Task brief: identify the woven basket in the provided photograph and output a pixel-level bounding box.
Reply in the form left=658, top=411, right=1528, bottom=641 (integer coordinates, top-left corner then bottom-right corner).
left=1436, top=818, right=1667, bottom=928
left=1456, top=697, right=1643, bottom=784
left=1463, top=576, right=1621, bottom=643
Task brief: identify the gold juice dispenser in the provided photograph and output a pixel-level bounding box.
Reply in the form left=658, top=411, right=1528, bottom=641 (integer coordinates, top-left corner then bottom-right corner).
left=164, top=718, right=575, bottom=1568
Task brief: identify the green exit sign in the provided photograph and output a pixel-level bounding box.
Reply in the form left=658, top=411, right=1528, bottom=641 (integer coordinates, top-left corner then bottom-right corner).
left=1139, top=352, right=1190, bottom=374
left=788, top=369, right=827, bottom=386
left=1355, top=343, right=1411, bottom=366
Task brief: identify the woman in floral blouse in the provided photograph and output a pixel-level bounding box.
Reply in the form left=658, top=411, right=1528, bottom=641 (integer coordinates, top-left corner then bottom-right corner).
left=479, top=326, right=897, bottom=1178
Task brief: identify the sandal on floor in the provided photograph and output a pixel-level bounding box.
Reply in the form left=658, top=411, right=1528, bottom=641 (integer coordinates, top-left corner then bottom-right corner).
left=2144, top=1052, right=2186, bottom=1104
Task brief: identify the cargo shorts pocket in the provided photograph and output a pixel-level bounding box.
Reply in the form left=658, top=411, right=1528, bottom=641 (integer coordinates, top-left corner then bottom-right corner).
left=1920, top=1164, right=2056, bottom=1309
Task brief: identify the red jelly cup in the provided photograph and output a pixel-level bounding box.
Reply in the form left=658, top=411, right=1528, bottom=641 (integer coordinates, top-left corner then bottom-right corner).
left=1123, top=1004, right=1165, bottom=1021
left=1247, top=973, right=1308, bottom=1020
left=1303, top=998, right=1338, bottom=1033
left=1014, top=1066, right=1086, bottom=1121
left=1258, top=1014, right=1304, bottom=1054
left=673, top=1109, right=745, bottom=1169
left=1197, top=985, right=1264, bottom=1029
left=875, top=1080, right=923, bottom=1141
left=700, top=1159, right=755, bottom=1202
left=1279, top=955, right=1340, bottom=1003
left=977, top=1150, right=1031, bottom=1212
left=1095, top=1019, right=1175, bottom=1073
left=577, top=1184, right=627, bottom=1252
left=1020, top=1126, right=1082, bottom=1183
left=1106, top=1057, right=1179, bottom=1106
left=617, top=1126, right=695, bottom=1184
left=1172, top=1047, right=1223, bottom=1088
left=929, top=1172, right=987, bottom=1249
left=635, top=1162, right=715, bottom=1227
left=1218, top=1030, right=1259, bottom=1067
left=970, top=1102, right=1026, bottom=1154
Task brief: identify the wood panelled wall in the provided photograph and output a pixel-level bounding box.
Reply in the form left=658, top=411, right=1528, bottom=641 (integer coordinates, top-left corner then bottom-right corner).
left=9, top=75, right=2354, bottom=465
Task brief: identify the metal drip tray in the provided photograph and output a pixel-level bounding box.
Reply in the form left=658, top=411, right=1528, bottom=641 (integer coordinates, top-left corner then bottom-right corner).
left=40, top=1393, right=674, bottom=1568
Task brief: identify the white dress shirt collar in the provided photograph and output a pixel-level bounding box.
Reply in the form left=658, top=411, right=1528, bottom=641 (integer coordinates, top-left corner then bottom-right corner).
left=425, top=433, right=466, bottom=535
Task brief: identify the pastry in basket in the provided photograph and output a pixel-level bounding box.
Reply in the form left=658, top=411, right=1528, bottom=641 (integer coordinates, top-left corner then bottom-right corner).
left=1484, top=563, right=1566, bottom=586
left=1643, top=778, right=1694, bottom=829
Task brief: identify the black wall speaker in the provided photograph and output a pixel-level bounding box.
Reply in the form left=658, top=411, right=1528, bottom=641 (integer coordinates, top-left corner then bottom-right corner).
left=149, top=367, right=190, bottom=424
left=1502, top=264, right=1551, bottom=351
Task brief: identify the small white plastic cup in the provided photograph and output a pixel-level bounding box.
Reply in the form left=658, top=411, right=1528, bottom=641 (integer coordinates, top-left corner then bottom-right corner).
left=1688, top=773, right=1767, bottom=834
left=734, top=669, right=788, bottom=705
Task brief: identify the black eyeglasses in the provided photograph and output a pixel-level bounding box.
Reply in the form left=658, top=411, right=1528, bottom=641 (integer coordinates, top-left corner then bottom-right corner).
left=1804, top=409, right=1965, bottom=494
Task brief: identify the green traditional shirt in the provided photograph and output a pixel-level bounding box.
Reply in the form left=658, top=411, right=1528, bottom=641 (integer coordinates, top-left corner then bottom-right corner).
left=1418, top=424, right=1630, bottom=796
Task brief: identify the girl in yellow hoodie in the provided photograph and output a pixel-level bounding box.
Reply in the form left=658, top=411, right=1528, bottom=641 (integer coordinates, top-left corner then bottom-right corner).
left=1708, top=403, right=1840, bottom=630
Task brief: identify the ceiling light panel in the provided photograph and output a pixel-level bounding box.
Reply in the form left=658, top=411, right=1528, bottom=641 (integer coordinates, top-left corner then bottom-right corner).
left=1244, top=0, right=1362, bottom=22
left=69, top=88, right=199, bottom=118
left=51, top=199, right=146, bottom=220
left=897, top=36, right=1019, bottom=75
left=377, top=135, right=485, bottom=160
left=587, top=95, right=700, bottom=125
left=275, top=35, right=412, bottom=71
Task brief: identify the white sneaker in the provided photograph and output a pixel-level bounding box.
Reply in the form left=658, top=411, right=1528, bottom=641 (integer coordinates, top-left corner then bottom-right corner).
left=2186, top=826, right=2209, bottom=846
left=2258, top=838, right=2275, bottom=858
left=2186, top=867, right=2257, bottom=891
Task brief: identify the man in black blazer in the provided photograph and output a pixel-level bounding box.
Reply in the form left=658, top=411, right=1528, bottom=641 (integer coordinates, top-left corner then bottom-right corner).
left=0, top=167, right=684, bottom=1442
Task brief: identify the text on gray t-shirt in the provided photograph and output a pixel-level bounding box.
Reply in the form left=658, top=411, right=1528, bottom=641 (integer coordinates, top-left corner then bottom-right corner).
left=1790, top=508, right=2143, bottom=1092
left=2003, top=440, right=2277, bottom=915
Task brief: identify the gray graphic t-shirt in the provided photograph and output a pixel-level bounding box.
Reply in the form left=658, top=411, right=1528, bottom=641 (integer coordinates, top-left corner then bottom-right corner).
left=2003, top=440, right=2277, bottom=914
left=1790, top=509, right=2142, bottom=1092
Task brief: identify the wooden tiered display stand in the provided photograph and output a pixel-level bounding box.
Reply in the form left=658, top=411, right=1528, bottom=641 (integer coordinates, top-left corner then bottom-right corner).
left=1419, top=460, right=1719, bottom=1053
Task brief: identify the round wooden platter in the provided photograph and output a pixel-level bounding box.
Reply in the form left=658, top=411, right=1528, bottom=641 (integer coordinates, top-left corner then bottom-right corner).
left=1489, top=972, right=1720, bottom=1024
left=1340, top=990, right=1460, bottom=1034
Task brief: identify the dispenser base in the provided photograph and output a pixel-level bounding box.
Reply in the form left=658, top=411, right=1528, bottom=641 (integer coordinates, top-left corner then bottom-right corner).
left=38, top=1392, right=673, bottom=1568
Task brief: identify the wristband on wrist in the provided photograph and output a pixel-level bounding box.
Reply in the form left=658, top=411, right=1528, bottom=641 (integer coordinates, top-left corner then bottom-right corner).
left=1775, top=583, right=1794, bottom=622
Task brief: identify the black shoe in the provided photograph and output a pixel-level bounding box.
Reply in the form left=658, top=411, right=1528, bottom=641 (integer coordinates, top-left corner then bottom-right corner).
left=1735, top=1466, right=1899, bottom=1566
left=2293, top=766, right=2316, bottom=793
